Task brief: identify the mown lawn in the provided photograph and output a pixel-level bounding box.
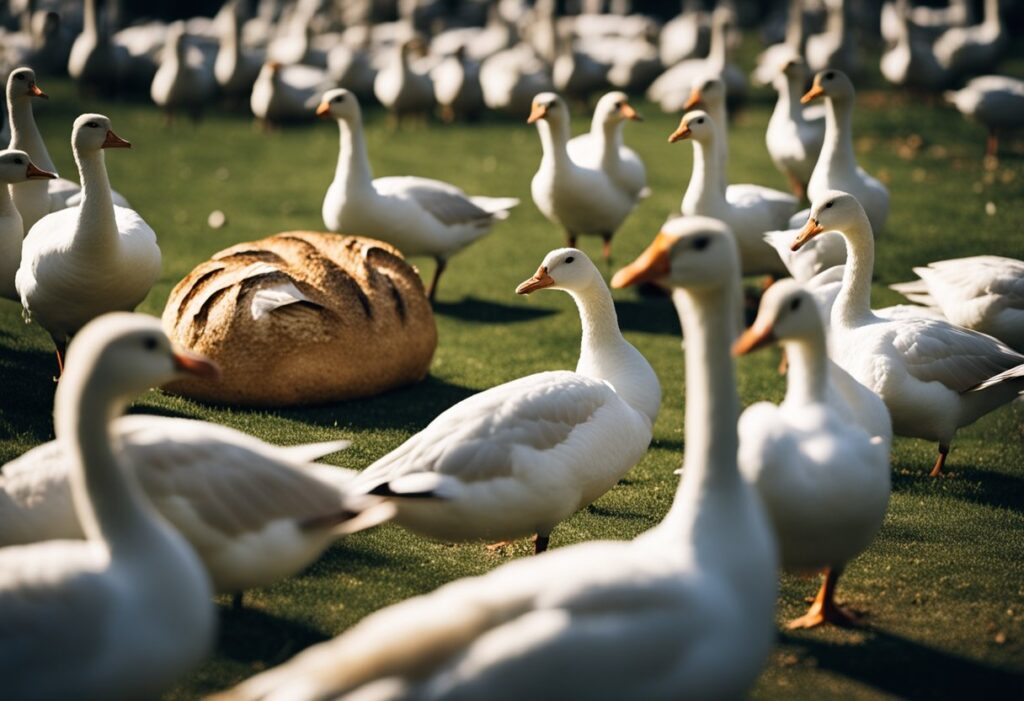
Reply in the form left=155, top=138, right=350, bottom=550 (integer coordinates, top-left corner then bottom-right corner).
left=1, top=45, right=1023, bottom=699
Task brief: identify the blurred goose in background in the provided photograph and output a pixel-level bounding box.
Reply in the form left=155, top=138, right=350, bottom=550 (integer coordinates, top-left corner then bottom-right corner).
left=530, top=92, right=638, bottom=262
left=734, top=279, right=890, bottom=628
left=566, top=90, right=647, bottom=201
left=880, top=0, right=950, bottom=91
left=68, top=0, right=127, bottom=92
left=806, top=0, right=857, bottom=75
left=881, top=0, right=971, bottom=43
left=792, top=191, right=1024, bottom=477
left=891, top=255, right=1024, bottom=352
left=16, top=115, right=160, bottom=374
left=0, top=150, right=56, bottom=301
left=802, top=69, right=889, bottom=235
left=669, top=110, right=797, bottom=276
left=318, top=88, right=518, bottom=301
left=348, top=248, right=659, bottom=553
left=0, top=314, right=215, bottom=701
left=659, top=0, right=710, bottom=67
left=933, top=0, right=1005, bottom=77
left=214, top=0, right=263, bottom=102
left=431, top=46, right=484, bottom=122
left=479, top=43, right=553, bottom=116
left=373, top=37, right=435, bottom=124
left=250, top=60, right=326, bottom=127
left=213, top=220, right=775, bottom=701
left=647, top=6, right=746, bottom=113
left=752, top=0, right=805, bottom=87
left=327, top=42, right=377, bottom=102
left=944, top=75, right=1024, bottom=158
left=552, top=43, right=610, bottom=105
left=767, top=56, right=825, bottom=199
left=765, top=222, right=846, bottom=285
left=150, top=22, right=215, bottom=122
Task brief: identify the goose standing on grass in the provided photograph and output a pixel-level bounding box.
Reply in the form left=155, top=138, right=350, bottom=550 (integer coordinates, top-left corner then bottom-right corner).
left=350, top=248, right=659, bottom=553
left=0, top=314, right=216, bottom=700
left=802, top=70, right=889, bottom=235
left=933, top=0, right=1005, bottom=77
left=250, top=61, right=327, bottom=128
left=530, top=93, right=638, bottom=262
left=943, top=75, right=1024, bottom=159
left=431, top=46, right=484, bottom=122
left=317, top=88, right=518, bottom=301
left=668, top=110, right=796, bottom=276
left=214, top=0, right=262, bottom=102
left=16, top=114, right=161, bottom=374
left=212, top=221, right=775, bottom=701
left=659, top=0, right=709, bottom=67
left=565, top=90, right=648, bottom=201
left=752, top=0, right=804, bottom=87
left=373, top=37, right=435, bottom=124
left=891, top=255, right=1024, bottom=352
left=67, top=0, right=126, bottom=93
left=0, top=415, right=409, bottom=608
left=0, top=150, right=56, bottom=300
left=767, top=57, right=825, bottom=199
left=879, top=0, right=950, bottom=91
left=150, top=22, right=216, bottom=123
left=791, top=191, right=1024, bottom=476
left=733, top=280, right=890, bottom=628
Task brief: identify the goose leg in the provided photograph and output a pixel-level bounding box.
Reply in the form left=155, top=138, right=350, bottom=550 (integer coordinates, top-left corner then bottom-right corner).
left=232, top=592, right=244, bottom=610
left=427, top=258, right=447, bottom=302
left=986, top=130, right=999, bottom=161
left=485, top=540, right=514, bottom=551
left=785, top=171, right=805, bottom=200
left=533, top=533, right=550, bottom=554
left=929, top=443, right=950, bottom=477
left=51, top=334, right=67, bottom=378
left=787, top=567, right=859, bottom=629
left=566, top=232, right=577, bottom=249
left=601, top=234, right=613, bottom=264
left=440, top=105, right=455, bottom=123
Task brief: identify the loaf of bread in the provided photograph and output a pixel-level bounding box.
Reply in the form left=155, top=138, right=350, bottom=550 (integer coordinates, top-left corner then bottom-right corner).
left=162, top=231, right=437, bottom=406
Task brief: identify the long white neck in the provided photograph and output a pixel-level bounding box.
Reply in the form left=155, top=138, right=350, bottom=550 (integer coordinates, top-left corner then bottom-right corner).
left=707, top=18, right=728, bottom=70
left=820, top=95, right=858, bottom=179
left=538, top=117, right=573, bottom=174
left=782, top=72, right=807, bottom=124
left=826, top=1, right=846, bottom=35
left=784, top=0, right=805, bottom=49
left=983, top=0, right=1000, bottom=27
left=74, top=146, right=119, bottom=252
left=0, top=184, right=23, bottom=275
left=781, top=329, right=829, bottom=407
left=682, top=136, right=726, bottom=214
left=334, top=117, right=376, bottom=198
left=83, top=0, right=98, bottom=36
left=707, top=101, right=729, bottom=192
left=8, top=97, right=56, bottom=172
left=661, top=284, right=743, bottom=540
left=832, top=216, right=877, bottom=327
left=595, top=116, right=623, bottom=174
left=55, top=372, right=160, bottom=554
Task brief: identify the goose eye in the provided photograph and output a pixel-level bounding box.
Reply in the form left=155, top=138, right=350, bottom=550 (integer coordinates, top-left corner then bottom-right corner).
left=13, top=158, right=23, bottom=164
left=696, top=117, right=704, bottom=124
left=15, top=74, right=24, bottom=80
left=824, top=71, right=835, bottom=80
left=86, top=121, right=99, bottom=128
left=693, top=236, right=710, bottom=250
left=565, top=256, right=575, bottom=264
left=824, top=201, right=834, bottom=209
left=143, top=337, right=159, bottom=351
left=615, top=101, right=623, bottom=109
left=333, top=95, right=344, bottom=103
left=789, top=298, right=802, bottom=311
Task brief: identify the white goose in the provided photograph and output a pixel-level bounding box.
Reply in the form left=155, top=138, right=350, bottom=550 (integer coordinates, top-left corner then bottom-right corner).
left=211, top=220, right=776, bottom=701
left=766, top=56, right=826, bottom=199
left=350, top=248, right=659, bottom=552
left=250, top=61, right=327, bottom=127
left=16, top=114, right=161, bottom=373
left=733, top=279, right=890, bottom=629
left=150, top=22, right=216, bottom=122
left=944, top=75, right=1024, bottom=159
left=802, top=69, right=890, bottom=235
left=530, top=92, right=638, bottom=262
left=658, top=0, right=709, bottom=67
left=791, top=191, right=1024, bottom=476
left=67, top=0, right=127, bottom=93
left=373, top=37, right=436, bottom=123
left=668, top=110, right=796, bottom=276
left=882, top=0, right=972, bottom=43
left=0, top=150, right=55, bottom=301
left=479, top=44, right=554, bottom=117
left=317, top=88, right=518, bottom=301
left=565, top=90, right=648, bottom=201
left=879, top=0, right=950, bottom=91
left=213, top=0, right=262, bottom=101
left=891, top=255, right=1024, bottom=352
left=431, top=46, right=484, bottom=122
left=933, top=0, right=1005, bottom=76
left=752, top=0, right=805, bottom=87
left=0, top=314, right=215, bottom=700
left=0, top=413, right=406, bottom=607
left=806, top=0, right=857, bottom=75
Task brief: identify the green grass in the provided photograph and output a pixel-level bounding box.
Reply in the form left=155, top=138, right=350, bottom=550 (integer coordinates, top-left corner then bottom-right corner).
left=2, top=52, right=1024, bottom=700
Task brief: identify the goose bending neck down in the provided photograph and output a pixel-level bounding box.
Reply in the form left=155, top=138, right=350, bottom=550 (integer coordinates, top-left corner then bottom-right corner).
left=0, top=314, right=216, bottom=700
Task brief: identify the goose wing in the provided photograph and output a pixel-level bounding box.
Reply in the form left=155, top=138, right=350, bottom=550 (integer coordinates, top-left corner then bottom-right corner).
left=375, top=176, right=497, bottom=227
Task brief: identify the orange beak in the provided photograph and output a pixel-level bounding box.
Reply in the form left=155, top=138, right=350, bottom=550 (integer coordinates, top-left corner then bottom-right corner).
left=667, top=122, right=692, bottom=143
left=611, top=231, right=674, bottom=288
left=527, top=102, right=548, bottom=124
left=28, top=82, right=48, bottom=99
left=791, top=218, right=825, bottom=251
left=619, top=102, right=642, bottom=121
left=26, top=162, right=57, bottom=180
left=683, top=87, right=702, bottom=111
left=516, top=266, right=555, bottom=294
left=172, top=349, right=221, bottom=380
left=315, top=102, right=331, bottom=117
left=101, top=130, right=131, bottom=149
left=801, top=84, right=825, bottom=104
left=732, top=324, right=777, bottom=356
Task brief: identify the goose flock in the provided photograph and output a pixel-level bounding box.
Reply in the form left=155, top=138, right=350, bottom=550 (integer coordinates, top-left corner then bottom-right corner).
left=1, top=1, right=1023, bottom=699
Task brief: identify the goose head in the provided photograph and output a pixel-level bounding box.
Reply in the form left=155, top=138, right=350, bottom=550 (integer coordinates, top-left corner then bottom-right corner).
left=516, top=248, right=600, bottom=295
left=667, top=109, right=715, bottom=144
left=684, top=75, right=725, bottom=111
left=6, top=66, right=48, bottom=102
left=610, top=216, right=737, bottom=291
left=802, top=68, right=854, bottom=104
left=732, top=279, right=819, bottom=355
left=594, top=91, right=643, bottom=125
left=527, top=92, right=568, bottom=125
left=0, top=149, right=56, bottom=183
left=58, top=313, right=220, bottom=408
left=73, top=114, right=130, bottom=153
left=316, top=88, right=362, bottom=122
left=791, top=190, right=868, bottom=250
left=778, top=54, right=808, bottom=84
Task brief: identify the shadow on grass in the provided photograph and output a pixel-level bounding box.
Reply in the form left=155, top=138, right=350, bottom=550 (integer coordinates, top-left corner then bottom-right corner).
left=433, top=297, right=556, bottom=324
left=781, top=628, right=1024, bottom=699
left=890, top=467, right=1024, bottom=514
left=0, top=338, right=58, bottom=444
left=216, top=604, right=329, bottom=670
left=613, top=298, right=680, bottom=336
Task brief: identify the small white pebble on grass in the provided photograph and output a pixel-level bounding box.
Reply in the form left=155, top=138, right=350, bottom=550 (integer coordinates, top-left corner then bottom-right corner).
left=986, top=202, right=996, bottom=216
left=208, top=210, right=227, bottom=229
